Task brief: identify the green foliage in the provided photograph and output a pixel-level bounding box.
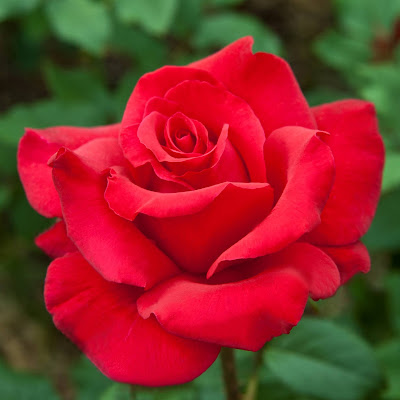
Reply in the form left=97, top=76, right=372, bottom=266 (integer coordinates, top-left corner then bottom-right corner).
left=0, top=362, right=59, bottom=400
left=114, top=0, right=179, bottom=36
left=363, top=189, right=400, bottom=251
left=207, top=0, right=245, bottom=7
left=265, top=318, right=382, bottom=400
left=315, top=0, right=400, bottom=155
left=382, top=153, right=400, bottom=194
left=193, top=12, right=282, bottom=55
left=45, top=0, right=112, bottom=55
left=359, top=63, right=400, bottom=147
left=0, top=0, right=40, bottom=21
left=100, top=383, right=131, bottom=400
left=376, top=340, right=400, bottom=399
left=385, top=272, right=400, bottom=334
left=72, top=357, right=111, bottom=400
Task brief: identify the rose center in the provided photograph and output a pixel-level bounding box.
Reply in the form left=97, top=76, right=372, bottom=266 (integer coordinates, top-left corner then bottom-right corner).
left=173, top=129, right=196, bottom=153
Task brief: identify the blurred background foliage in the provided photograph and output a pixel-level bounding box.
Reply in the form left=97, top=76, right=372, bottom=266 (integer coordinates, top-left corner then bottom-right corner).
left=0, top=0, right=399, bottom=399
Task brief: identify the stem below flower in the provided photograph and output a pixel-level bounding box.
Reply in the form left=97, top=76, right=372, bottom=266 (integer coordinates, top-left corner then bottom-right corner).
left=220, top=347, right=241, bottom=400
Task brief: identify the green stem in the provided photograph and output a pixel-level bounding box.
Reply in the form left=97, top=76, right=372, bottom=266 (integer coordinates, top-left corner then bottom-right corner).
left=220, top=347, right=241, bottom=400
left=243, top=348, right=265, bottom=400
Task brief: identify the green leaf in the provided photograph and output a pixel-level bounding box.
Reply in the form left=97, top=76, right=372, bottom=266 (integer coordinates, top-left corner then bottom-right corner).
left=136, top=386, right=195, bottom=400
left=382, top=153, right=400, bottom=194
left=170, top=0, right=203, bottom=38
left=0, top=361, right=59, bottom=400
left=110, top=24, right=168, bottom=71
left=0, top=184, right=12, bottom=211
left=112, top=71, right=140, bottom=120
left=314, top=31, right=370, bottom=75
left=114, top=0, right=179, bottom=35
left=0, top=99, right=108, bottom=148
left=101, top=383, right=196, bottom=400
left=43, top=64, right=114, bottom=119
left=257, top=372, right=311, bottom=400
left=359, top=63, right=400, bottom=143
left=45, top=0, right=112, bottom=55
left=207, top=0, right=245, bottom=7
left=100, top=383, right=130, bottom=400
left=305, top=87, right=352, bottom=107
left=0, top=0, right=40, bottom=22
left=9, top=196, right=50, bottom=239
left=385, top=273, right=400, bottom=334
left=44, top=64, right=108, bottom=103
left=376, top=340, right=400, bottom=399
left=265, top=317, right=382, bottom=400
left=363, top=189, right=400, bottom=251
left=336, top=0, right=400, bottom=37
left=193, top=356, right=224, bottom=400
left=72, top=356, right=110, bottom=400
left=193, top=12, right=282, bottom=55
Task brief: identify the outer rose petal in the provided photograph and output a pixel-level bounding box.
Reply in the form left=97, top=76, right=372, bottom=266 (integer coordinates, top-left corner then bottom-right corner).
left=50, top=148, right=180, bottom=288
left=306, top=100, right=385, bottom=245
left=35, top=220, right=76, bottom=258
left=320, top=241, right=370, bottom=284
left=190, top=37, right=316, bottom=134
left=121, top=66, right=221, bottom=128
left=208, top=127, right=335, bottom=277
left=265, top=243, right=340, bottom=300
left=137, top=247, right=315, bottom=351
left=45, top=252, right=220, bottom=386
left=17, top=124, right=120, bottom=217
left=74, top=137, right=127, bottom=173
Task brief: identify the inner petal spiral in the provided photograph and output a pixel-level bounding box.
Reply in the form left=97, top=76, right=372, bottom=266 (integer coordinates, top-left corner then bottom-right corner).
left=165, top=112, right=208, bottom=155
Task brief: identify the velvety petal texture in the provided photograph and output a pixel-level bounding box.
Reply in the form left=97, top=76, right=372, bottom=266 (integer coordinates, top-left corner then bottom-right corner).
left=50, top=148, right=179, bottom=288
left=320, top=242, right=370, bottom=284
left=17, top=37, right=384, bottom=387
left=137, top=243, right=338, bottom=353
left=207, top=126, right=335, bottom=277
left=18, top=124, right=120, bottom=217
left=45, top=252, right=220, bottom=385
left=306, top=100, right=385, bottom=245
left=35, top=220, right=76, bottom=258
left=190, top=36, right=316, bottom=133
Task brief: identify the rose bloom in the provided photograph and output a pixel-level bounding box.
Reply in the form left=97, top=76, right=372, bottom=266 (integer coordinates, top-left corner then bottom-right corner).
left=18, top=37, right=384, bottom=386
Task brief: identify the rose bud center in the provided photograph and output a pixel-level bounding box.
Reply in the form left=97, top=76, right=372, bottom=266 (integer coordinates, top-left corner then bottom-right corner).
left=174, top=128, right=196, bottom=153
left=165, top=112, right=209, bottom=155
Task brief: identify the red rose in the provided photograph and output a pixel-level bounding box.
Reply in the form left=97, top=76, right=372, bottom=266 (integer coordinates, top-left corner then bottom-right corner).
left=18, top=37, right=384, bottom=386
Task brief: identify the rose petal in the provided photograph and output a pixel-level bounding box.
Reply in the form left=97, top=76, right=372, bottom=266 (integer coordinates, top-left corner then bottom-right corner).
left=121, top=66, right=221, bottom=128
left=35, top=220, right=76, bottom=258
left=18, top=124, right=120, bottom=217
left=164, top=80, right=266, bottom=182
left=190, top=37, right=316, bottom=133
left=135, top=181, right=274, bottom=274
left=136, top=112, right=222, bottom=172
left=74, top=137, right=127, bottom=172
left=45, top=252, right=220, bottom=386
left=266, top=243, right=340, bottom=300
left=207, top=126, right=335, bottom=278
left=106, top=166, right=273, bottom=219
left=305, top=100, right=385, bottom=245
left=50, top=148, right=179, bottom=288
left=137, top=247, right=313, bottom=351
left=320, top=241, right=370, bottom=284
